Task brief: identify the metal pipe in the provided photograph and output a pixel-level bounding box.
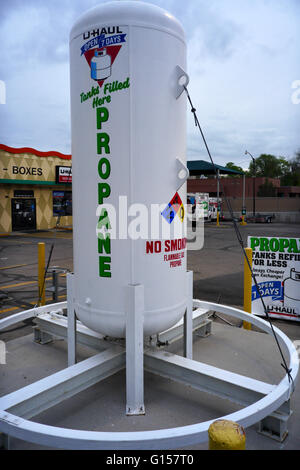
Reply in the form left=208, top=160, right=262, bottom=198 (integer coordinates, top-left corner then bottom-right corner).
left=240, top=173, right=247, bottom=225
left=245, top=151, right=256, bottom=217
left=38, top=243, right=45, bottom=306
left=216, top=169, right=220, bottom=226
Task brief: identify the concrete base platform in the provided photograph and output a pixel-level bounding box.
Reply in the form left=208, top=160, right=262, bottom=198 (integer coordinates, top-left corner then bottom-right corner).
left=0, top=321, right=299, bottom=450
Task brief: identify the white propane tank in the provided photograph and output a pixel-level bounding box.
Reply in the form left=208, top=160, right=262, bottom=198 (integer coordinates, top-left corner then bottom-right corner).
left=283, top=268, right=300, bottom=314
left=69, top=1, right=189, bottom=337
left=91, top=48, right=112, bottom=81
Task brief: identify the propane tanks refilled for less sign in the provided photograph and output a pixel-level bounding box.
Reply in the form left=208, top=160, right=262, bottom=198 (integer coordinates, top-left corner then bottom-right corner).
left=248, top=236, right=300, bottom=321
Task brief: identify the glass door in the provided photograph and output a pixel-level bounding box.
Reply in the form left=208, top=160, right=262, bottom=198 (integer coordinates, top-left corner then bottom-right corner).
left=11, top=198, right=37, bottom=231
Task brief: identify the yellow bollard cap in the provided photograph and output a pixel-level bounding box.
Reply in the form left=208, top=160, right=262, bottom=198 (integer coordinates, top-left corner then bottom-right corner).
left=208, top=419, right=246, bottom=450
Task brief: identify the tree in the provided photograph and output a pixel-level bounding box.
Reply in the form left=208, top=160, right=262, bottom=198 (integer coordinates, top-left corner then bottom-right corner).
left=280, top=151, right=300, bottom=186
left=248, top=154, right=290, bottom=178
left=225, top=162, right=244, bottom=177
left=257, top=179, right=277, bottom=197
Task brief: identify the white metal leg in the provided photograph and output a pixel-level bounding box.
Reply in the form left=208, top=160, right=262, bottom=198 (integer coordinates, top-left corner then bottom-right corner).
left=67, top=273, right=77, bottom=366
left=126, top=284, right=145, bottom=415
left=184, top=271, right=193, bottom=359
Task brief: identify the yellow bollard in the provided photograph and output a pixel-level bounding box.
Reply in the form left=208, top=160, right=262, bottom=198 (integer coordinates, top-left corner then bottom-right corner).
left=243, top=247, right=252, bottom=330
left=216, top=211, right=220, bottom=226
left=38, top=242, right=46, bottom=306
left=208, top=420, right=246, bottom=450
left=240, top=215, right=247, bottom=226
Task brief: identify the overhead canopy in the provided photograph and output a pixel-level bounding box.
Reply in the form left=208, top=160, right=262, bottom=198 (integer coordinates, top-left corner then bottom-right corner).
left=187, top=160, right=244, bottom=176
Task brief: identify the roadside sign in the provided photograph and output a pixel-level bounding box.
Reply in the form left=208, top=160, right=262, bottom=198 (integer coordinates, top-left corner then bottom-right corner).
left=248, top=236, right=300, bottom=321
left=55, top=166, right=72, bottom=184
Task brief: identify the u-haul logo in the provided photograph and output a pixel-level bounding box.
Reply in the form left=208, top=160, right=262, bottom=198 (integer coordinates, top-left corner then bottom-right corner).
left=81, top=26, right=126, bottom=88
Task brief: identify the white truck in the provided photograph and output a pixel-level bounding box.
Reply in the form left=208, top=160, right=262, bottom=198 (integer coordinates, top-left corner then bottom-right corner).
left=208, top=197, right=222, bottom=221
left=187, top=193, right=221, bottom=222
left=187, top=193, right=209, bottom=220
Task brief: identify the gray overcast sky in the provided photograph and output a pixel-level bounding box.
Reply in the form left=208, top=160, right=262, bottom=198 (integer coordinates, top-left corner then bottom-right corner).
left=0, top=0, right=299, bottom=168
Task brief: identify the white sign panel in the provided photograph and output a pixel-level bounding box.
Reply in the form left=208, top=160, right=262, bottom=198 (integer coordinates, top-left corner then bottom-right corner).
left=248, top=236, right=300, bottom=321
left=56, top=166, right=72, bottom=183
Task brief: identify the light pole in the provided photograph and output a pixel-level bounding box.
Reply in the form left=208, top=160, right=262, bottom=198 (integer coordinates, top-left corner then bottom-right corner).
left=245, top=150, right=256, bottom=217
left=240, top=172, right=247, bottom=225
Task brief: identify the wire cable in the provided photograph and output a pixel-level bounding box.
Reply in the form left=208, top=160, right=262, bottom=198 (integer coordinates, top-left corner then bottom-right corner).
left=183, top=84, right=294, bottom=391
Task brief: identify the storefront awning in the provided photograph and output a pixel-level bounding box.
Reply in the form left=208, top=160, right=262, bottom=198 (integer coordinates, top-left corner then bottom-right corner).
left=187, top=160, right=244, bottom=176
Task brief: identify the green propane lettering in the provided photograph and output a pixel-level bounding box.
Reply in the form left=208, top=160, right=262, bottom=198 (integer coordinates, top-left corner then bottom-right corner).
left=99, top=256, right=112, bottom=277
left=270, top=238, right=279, bottom=252
left=280, top=239, right=290, bottom=252
left=98, top=234, right=111, bottom=254
left=97, top=107, right=109, bottom=127
left=260, top=238, right=269, bottom=252
left=98, top=158, right=111, bottom=179
left=250, top=237, right=300, bottom=253
left=96, top=106, right=112, bottom=278
left=98, top=183, right=111, bottom=204
left=97, top=133, right=110, bottom=154
left=97, top=208, right=111, bottom=230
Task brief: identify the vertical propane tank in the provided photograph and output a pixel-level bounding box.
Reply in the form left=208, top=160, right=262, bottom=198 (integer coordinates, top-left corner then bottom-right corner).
left=69, top=1, right=188, bottom=337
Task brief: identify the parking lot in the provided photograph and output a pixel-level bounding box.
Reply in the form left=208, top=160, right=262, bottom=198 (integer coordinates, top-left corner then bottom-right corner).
left=1, top=222, right=300, bottom=341
left=0, top=230, right=72, bottom=341
left=0, top=222, right=300, bottom=450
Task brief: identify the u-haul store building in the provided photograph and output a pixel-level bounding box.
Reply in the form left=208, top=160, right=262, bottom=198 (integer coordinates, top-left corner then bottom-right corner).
left=0, top=144, right=72, bottom=233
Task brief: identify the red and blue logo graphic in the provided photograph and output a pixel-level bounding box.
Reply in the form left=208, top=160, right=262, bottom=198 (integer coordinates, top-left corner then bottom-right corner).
left=161, top=192, right=185, bottom=224
left=81, top=33, right=126, bottom=87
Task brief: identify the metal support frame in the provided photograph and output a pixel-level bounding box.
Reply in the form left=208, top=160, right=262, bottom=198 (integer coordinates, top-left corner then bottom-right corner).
left=144, top=349, right=275, bottom=407
left=33, top=313, right=109, bottom=351
left=126, top=284, right=145, bottom=415
left=33, top=328, right=53, bottom=345
left=1, top=347, right=125, bottom=420
left=258, top=399, right=291, bottom=442
left=184, top=271, right=193, bottom=359
left=156, top=308, right=211, bottom=346
left=46, top=267, right=67, bottom=302
left=0, top=298, right=298, bottom=450
left=67, top=273, right=77, bottom=366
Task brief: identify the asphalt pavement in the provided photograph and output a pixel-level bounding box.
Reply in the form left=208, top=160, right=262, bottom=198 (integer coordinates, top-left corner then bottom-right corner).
left=1, top=222, right=300, bottom=340
left=0, top=223, right=300, bottom=450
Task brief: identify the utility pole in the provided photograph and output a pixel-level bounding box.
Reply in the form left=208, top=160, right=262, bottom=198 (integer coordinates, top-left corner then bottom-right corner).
left=245, top=150, right=256, bottom=217
left=240, top=173, right=247, bottom=225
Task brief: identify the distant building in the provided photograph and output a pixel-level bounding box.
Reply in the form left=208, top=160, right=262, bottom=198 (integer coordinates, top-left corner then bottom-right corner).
left=187, top=176, right=300, bottom=198
left=186, top=160, right=300, bottom=222
left=277, top=186, right=300, bottom=198
left=0, top=144, right=72, bottom=233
